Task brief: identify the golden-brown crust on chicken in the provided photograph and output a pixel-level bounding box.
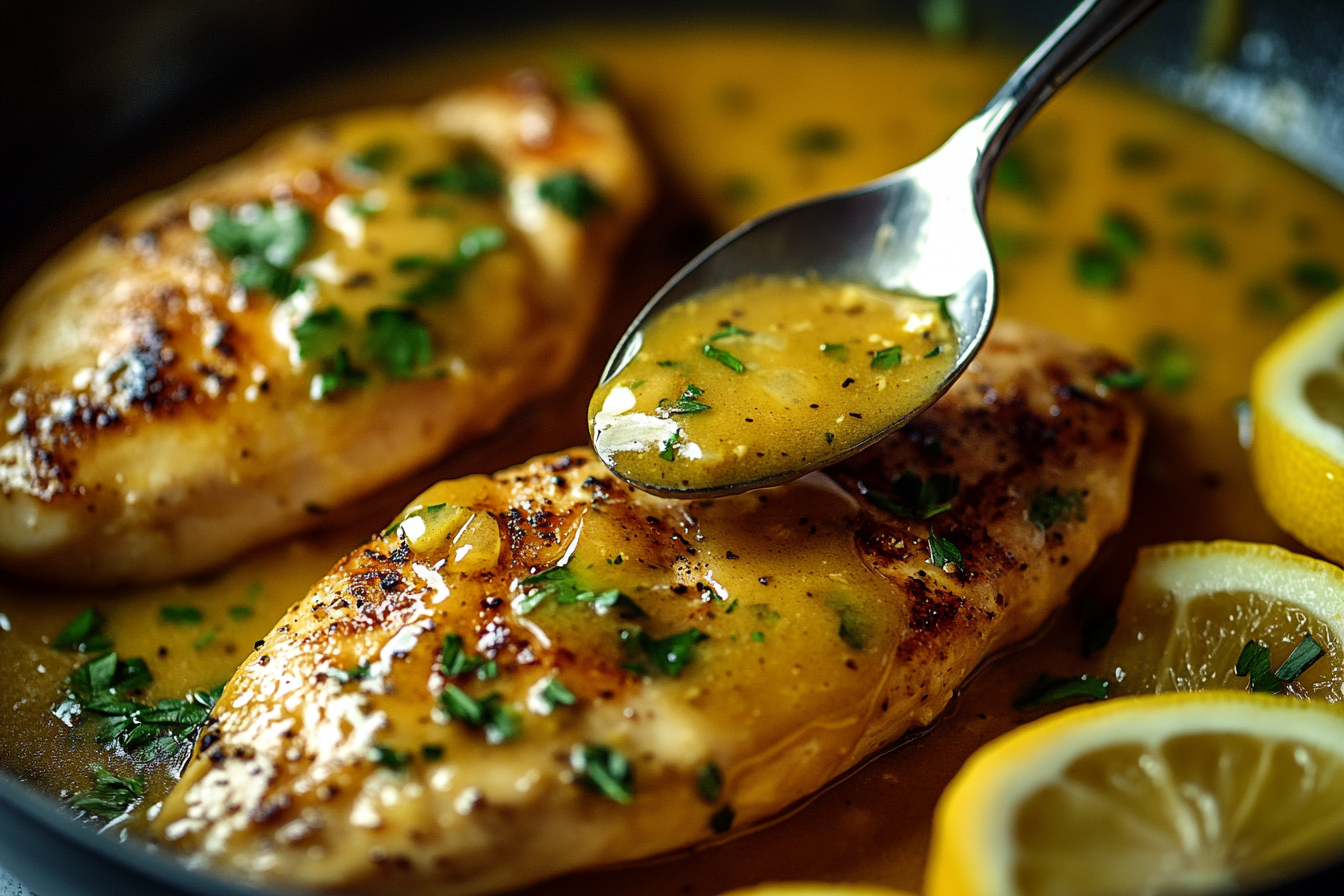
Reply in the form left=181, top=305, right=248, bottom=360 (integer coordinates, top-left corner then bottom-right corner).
left=0, top=70, right=650, bottom=585
left=156, top=320, right=1143, bottom=894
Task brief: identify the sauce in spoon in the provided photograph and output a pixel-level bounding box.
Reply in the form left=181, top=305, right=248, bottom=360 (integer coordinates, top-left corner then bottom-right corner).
left=589, top=277, right=956, bottom=493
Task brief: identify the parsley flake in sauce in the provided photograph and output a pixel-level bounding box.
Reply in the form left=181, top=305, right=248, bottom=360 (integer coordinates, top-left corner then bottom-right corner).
left=293, top=307, right=347, bottom=362
left=702, top=344, right=745, bottom=373
left=538, top=171, right=606, bottom=221
left=439, top=686, right=521, bottom=743
left=68, top=768, right=145, bottom=819
left=1013, top=673, right=1110, bottom=710
left=635, top=628, right=708, bottom=676
left=870, top=345, right=902, bottom=370
left=571, top=743, right=634, bottom=803
left=364, top=308, right=434, bottom=378
left=207, top=202, right=313, bottom=298
left=697, top=763, right=723, bottom=802
left=863, top=471, right=959, bottom=520
left=409, top=149, right=503, bottom=197
left=395, top=225, right=507, bottom=304
left=52, top=608, right=111, bottom=653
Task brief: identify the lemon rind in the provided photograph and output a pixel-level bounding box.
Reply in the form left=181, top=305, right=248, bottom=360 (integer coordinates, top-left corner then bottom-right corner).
left=1252, top=292, right=1344, bottom=461
left=927, top=692, right=1344, bottom=896
left=1125, top=540, right=1344, bottom=639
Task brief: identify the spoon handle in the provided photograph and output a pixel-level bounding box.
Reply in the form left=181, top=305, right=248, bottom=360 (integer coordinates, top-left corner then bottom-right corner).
left=971, top=0, right=1164, bottom=203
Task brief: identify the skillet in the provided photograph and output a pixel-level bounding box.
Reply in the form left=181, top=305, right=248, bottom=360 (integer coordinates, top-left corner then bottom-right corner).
left=2, top=1, right=1342, bottom=893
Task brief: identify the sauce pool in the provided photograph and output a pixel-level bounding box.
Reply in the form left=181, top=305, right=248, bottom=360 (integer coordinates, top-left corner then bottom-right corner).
left=589, top=277, right=957, bottom=493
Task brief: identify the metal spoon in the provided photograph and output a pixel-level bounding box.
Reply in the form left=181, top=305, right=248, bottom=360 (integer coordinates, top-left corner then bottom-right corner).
left=595, top=0, right=1163, bottom=498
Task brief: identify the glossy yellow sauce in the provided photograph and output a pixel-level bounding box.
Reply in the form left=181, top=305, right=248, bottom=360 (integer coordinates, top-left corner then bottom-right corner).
left=2, top=24, right=1344, bottom=895
left=590, top=279, right=956, bottom=493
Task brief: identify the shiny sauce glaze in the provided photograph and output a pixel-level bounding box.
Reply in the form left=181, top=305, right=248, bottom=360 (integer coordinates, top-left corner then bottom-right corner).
left=2, top=24, right=1344, bottom=895
left=590, top=278, right=956, bottom=493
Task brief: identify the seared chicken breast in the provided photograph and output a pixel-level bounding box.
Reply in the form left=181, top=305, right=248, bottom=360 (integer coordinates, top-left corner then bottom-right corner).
left=0, top=70, right=650, bottom=585
left=157, top=320, right=1144, bottom=893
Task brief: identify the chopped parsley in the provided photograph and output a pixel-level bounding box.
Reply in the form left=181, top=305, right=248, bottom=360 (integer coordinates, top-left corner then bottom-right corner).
left=1073, top=244, right=1125, bottom=290
left=571, top=743, right=633, bottom=803
left=1235, top=635, right=1325, bottom=694
left=58, top=653, right=222, bottom=760
left=1013, top=673, right=1110, bottom=710
left=68, top=768, right=145, bottom=819
left=516, top=565, right=646, bottom=618
left=1100, top=210, right=1147, bottom=258
left=364, top=308, right=433, bottom=378
left=371, top=744, right=413, bottom=772
left=292, top=307, right=347, bottom=362
left=439, top=686, right=521, bottom=743
left=821, top=342, right=849, bottom=361
left=920, top=0, right=968, bottom=42
left=440, top=634, right=488, bottom=678
left=720, top=175, right=759, bottom=203
left=1247, top=280, right=1289, bottom=317
left=928, top=531, right=964, bottom=572
left=1137, top=333, right=1199, bottom=393
left=347, top=141, right=399, bottom=175
left=558, top=56, right=607, bottom=100
left=409, top=149, right=503, bottom=196
left=825, top=432, right=835, bottom=444
left=227, top=605, right=254, bottom=622
left=421, top=744, right=445, bottom=761
left=659, top=431, right=681, bottom=462
left=703, top=344, right=745, bottom=372
left=710, top=805, right=736, bottom=833
left=659, top=384, right=712, bottom=416
left=871, top=345, right=902, bottom=370
left=192, top=630, right=217, bottom=650
left=1114, top=138, right=1167, bottom=172
left=1290, top=259, right=1342, bottom=295
left=788, top=125, right=846, bottom=154
left=1028, top=488, right=1086, bottom=531
left=1180, top=228, right=1225, bottom=267
left=709, top=323, right=752, bottom=341
left=538, top=171, right=606, bottom=221
left=828, top=599, right=866, bottom=650
left=863, top=471, right=960, bottom=520
left=1167, top=187, right=1215, bottom=213
left=1097, top=369, right=1148, bottom=391
left=534, top=677, right=577, bottom=713
left=52, top=608, right=111, bottom=653
left=627, top=628, right=708, bottom=676
left=159, top=605, right=203, bottom=626
left=751, top=631, right=765, bottom=643
left=207, top=202, right=313, bottom=298
left=330, top=662, right=371, bottom=684
left=311, top=347, right=369, bottom=399
left=697, top=763, right=722, bottom=802
left=994, top=149, right=1036, bottom=197
left=394, top=225, right=507, bottom=303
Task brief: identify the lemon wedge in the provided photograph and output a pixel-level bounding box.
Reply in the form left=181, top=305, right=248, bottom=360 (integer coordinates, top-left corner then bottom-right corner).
left=1101, top=540, right=1344, bottom=699
left=925, top=692, right=1344, bottom=896
left=1250, top=290, right=1344, bottom=564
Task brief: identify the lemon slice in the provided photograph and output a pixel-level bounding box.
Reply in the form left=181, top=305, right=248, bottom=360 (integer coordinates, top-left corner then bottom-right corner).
left=925, top=692, right=1344, bottom=896
left=1251, top=290, right=1344, bottom=564
left=1101, top=540, right=1344, bottom=699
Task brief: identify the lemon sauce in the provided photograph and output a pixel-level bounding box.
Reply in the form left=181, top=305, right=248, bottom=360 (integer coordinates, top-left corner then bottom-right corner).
left=590, top=278, right=956, bottom=492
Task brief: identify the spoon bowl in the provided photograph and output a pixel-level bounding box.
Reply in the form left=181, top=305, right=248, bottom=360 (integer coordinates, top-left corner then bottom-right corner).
left=598, top=0, right=1162, bottom=498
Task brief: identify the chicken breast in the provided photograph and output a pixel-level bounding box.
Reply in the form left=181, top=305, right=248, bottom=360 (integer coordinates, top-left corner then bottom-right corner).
left=156, top=320, right=1144, bottom=893
left=0, top=69, right=650, bottom=585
